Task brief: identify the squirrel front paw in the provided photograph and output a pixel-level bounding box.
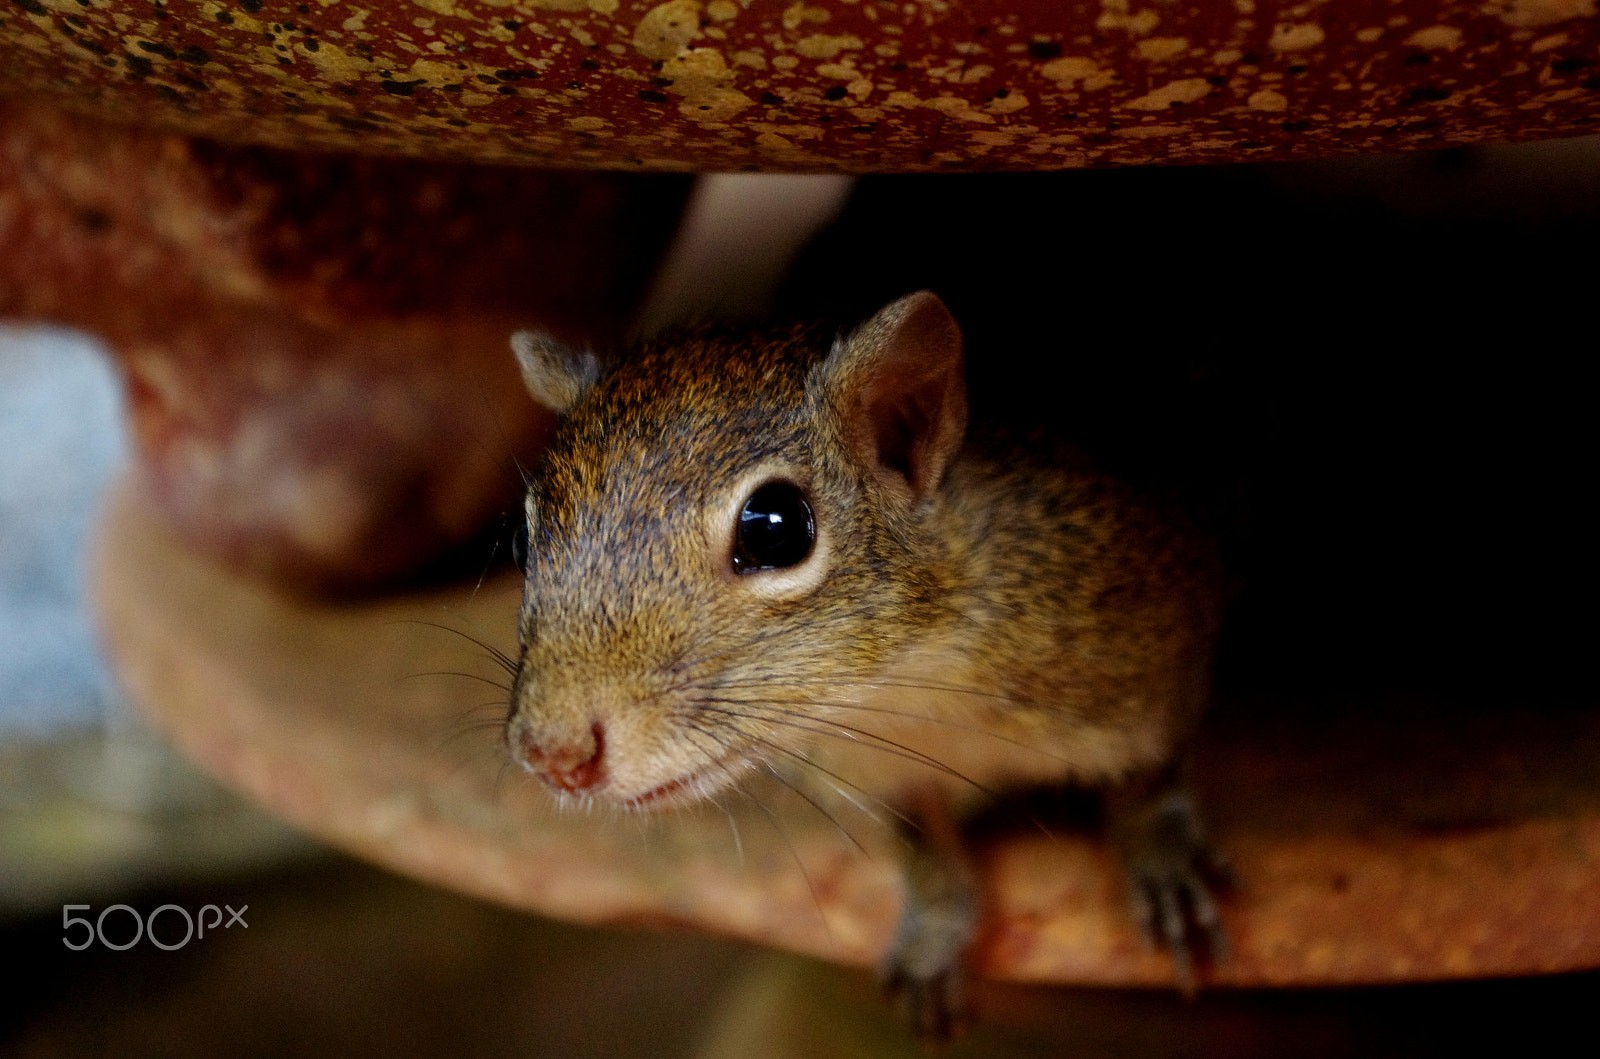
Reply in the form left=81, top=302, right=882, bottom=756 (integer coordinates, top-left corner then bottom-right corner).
left=879, top=873, right=978, bottom=1041
left=880, top=927, right=969, bottom=1041
left=1111, top=784, right=1234, bottom=994
left=880, top=788, right=982, bottom=1040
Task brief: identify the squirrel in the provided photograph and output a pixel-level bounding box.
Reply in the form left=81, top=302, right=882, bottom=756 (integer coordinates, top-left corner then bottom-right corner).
left=504, top=291, right=1230, bottom=1037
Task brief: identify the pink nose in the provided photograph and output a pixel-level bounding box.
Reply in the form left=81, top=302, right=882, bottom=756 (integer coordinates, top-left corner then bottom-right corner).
left=518, top=722, right=606, bottom=792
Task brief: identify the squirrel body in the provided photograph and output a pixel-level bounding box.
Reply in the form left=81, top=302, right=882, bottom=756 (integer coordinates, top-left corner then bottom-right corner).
left=506, top=293, right=1227, bottom=1032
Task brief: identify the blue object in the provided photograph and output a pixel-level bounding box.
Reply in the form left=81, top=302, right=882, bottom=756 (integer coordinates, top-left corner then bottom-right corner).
left=0, top=327, right=127, bottom=736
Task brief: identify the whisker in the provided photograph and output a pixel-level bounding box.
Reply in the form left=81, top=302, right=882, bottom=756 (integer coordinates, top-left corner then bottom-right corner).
left=709, top=697, right=1063, bottom=843
left=733, top=785, right=836, bottom=950
left=723, top=726, right=913, bottom=835
left=674, top=723, right=841, bottom=940
left=397, top=376, right=531, bottom=603
left=470, top=515, right=509, bottom=600
left=796, top=770, right=900, bottom=837
left=672, top=623, right=797, bottom=674
left=715, top=675, right=1028, bottom=708
left=677, top=714, right=909, bottom=842
left=392, top=618, right=518, bottom=675
left=433, top=717, right=506, bottom=751
left=491, top=758, right=517, bottom=806
left=467, top=374, right=535, bottom=493
left=696, top=681, right=1081, bottom=769
left=675, top=721, right=745, bottom=780
left=696, top=700, right=999, bottom=801
left=757, top=759, right=870, bottom=858
left=675, top=722, right=770, bottom=813
left=715, top=797, right=745, bottom=864
left=453, top=705, right=508, bottom=725
left=701, top=697, right=983, bottom=780
left=397, top=671, right=512, bottom=692
left=424, top=708, right=510, bottom=789
left=684, top=713, right=870, bottom=857
left=428, top=694, right=511, bottom=752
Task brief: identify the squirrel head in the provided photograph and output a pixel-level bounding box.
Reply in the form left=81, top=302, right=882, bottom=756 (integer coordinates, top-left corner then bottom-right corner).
left=504, top=292, right=968, bottom=808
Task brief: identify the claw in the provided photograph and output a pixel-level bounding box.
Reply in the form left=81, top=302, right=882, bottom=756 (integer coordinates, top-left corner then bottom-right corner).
left=1202, top=843, right=1240, bottom=891
left=1128, top=875, right=1160, bottom=949
left=880, top=783, right=980, bottom=1041
left=1153, top=875, right=1195, bottom=995
left=1111, top=780, right=1233, bottom=993
left=880, top=930, right=970, bottom=1041
left=881, top=959, right=966, bottom=1041
left=1188, top=873, right=1228, bottom=962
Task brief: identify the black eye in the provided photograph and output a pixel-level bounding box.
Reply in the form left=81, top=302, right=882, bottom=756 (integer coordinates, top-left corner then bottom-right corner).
left=511, top=519, right=530, bottom=574
left=733, top=482, right=815, bottom=573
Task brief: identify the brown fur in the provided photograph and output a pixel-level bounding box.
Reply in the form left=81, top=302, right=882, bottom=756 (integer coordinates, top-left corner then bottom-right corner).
left=506, top=297, right=1224, bottom=815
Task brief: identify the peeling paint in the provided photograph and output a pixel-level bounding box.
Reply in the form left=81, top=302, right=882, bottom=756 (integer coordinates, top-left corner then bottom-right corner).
left=795, top=34, right=861, bottom=59
left=985, top=90, right=1027, bottom=115
left=782, top=3, right=831, bottom=32
left=1270, top=23, right=1326, bottom=52
left=1483, top=0, right=1597, bottom=27
left=1125, top=78, right=1210, bottom=110
left=1097, top=0, right=1161, bottom=37
left=924, top=95, right=995, bottom=123
left=1136, top=37, right=1189, bottom=62
left=1248, top=88, right=1289, bottom=111
left=301, top=41, right=375, bottom=83
left=1405, top=25, right=1465, bottom=49
left=406, top=0, right=461, bottom=17
left=970, top=130, right=1015, bottom=146
left=1038, top=55, right=1106, bottom=87
left=1115, top=124, right=1184, bottom=138
left=634, top=0, right=702, bottom=61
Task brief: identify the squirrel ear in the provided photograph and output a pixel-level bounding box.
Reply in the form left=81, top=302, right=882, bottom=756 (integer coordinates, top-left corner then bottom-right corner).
left=822, top=291, right=968, bottom=501
left=511, top=331, right=600, bottom=415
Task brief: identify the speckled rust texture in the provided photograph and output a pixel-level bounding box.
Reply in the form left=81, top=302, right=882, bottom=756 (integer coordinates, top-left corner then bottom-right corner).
left=0, top=101, right=683, bottom=334
left=3, top=0, right=1600, bottom=171
left=0, top=101, right=689, bottom=592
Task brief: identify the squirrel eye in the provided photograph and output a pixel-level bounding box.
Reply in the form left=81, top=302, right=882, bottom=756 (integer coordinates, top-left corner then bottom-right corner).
left=511, top=519, right=530, bottom=575
left=733, top=482, right=815, bottom=574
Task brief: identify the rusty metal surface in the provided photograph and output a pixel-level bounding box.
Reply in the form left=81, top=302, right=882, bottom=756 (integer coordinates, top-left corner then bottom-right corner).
left=0, top=101, right=689, bottom=593
left=4, top=0, right=1600, bottom=171
left=92, top=483, right=1600, bottom=986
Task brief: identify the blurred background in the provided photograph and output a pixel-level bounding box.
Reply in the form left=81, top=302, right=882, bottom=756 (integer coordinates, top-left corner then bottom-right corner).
left=3, top=135, right=1599, bottom=1055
